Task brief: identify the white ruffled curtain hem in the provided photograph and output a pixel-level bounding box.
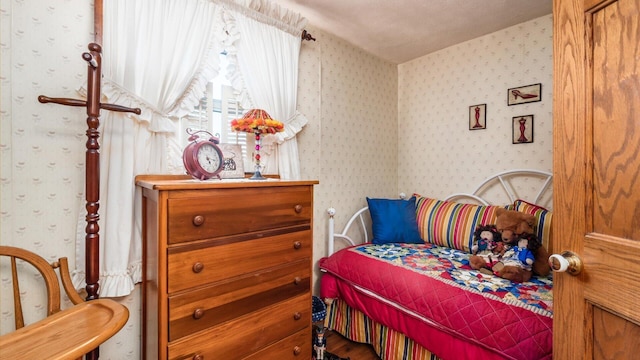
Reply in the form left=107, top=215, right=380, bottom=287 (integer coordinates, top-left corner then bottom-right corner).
left=276, top=110, right=308, bottom=143
left=72, top=261, right=142, bottom=298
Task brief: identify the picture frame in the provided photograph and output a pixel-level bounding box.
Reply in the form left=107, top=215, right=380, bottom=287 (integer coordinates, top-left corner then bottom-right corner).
left=218, top=143, right=245, bottom=178
left=512, top=115, right=534, bottom=144
left=469, top=104, right=486, bottom=130
left=507, top=83, right=542, bottom=106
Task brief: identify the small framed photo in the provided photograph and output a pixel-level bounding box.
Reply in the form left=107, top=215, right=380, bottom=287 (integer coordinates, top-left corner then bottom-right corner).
left=512, top=115, right=534, bottom=144
left=218, top=143, right=245, bottom=178
left=469, top=104, right=486, bottom=130
left=508, top=83, right=542, bottom=106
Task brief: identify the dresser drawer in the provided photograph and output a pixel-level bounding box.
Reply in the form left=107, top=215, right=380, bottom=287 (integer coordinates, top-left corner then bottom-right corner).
left=167, top=186, right=312, bottom=244
left=168, top=294, right=311, bottom=360
left=168, top=259, right=310, bottom=341
left=241, top=328, right=310, bottom=360
left=167, top=230, right=311, bottom=293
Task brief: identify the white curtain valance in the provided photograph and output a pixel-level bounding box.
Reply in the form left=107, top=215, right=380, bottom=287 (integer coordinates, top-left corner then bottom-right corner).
left=216, top=0, right=307, bottom=36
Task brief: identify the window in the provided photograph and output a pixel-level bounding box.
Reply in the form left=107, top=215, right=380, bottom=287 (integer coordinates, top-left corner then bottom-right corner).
left=179, top=55, right=254, bottom=172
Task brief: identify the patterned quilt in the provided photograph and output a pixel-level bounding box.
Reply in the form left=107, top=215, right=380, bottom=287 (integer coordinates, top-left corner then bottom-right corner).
left=320, top=243, right=553, bottom=360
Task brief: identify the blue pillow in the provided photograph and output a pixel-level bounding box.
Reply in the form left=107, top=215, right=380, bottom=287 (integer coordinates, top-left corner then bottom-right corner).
left=366, top=196, right=424, bottom=244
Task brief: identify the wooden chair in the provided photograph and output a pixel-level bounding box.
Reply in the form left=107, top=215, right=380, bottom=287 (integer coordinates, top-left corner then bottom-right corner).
left=0, top=245, right=85, bottom=330
left=0, top=245, right=129, bottom=359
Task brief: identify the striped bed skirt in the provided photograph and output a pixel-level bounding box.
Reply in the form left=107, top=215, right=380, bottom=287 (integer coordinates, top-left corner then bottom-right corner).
left=324, top=298, right=441, bottom=360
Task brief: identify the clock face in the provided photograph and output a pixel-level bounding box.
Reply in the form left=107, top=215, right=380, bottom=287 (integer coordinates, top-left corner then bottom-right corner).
left=197, top=143, right=222, bottom=173
left=182, top=129, right=225, bottom=180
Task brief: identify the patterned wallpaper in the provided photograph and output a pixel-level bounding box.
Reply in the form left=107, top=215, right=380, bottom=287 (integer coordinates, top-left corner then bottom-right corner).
left=0, top=0, right=552, bottom=357
left=296, top=26, right=399, bottom=287
left=0, top=0, right=138, bottom=358
left=398, top=15, right=553, bottom=203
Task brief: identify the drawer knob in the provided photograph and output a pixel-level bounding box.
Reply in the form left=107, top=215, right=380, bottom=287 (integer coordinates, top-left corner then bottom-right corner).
left=192, top=262, right=204, bottom=273
left=193, top=355, right=203, bottom=360
left=293, top=346, right=301, bottom=356
left=293, top=312, right=301, bottom=320
left=192, top=215, right=205, bottom=226
left=293, top=276, right=302, bottom=285
left=293, top=241, right=302, bottom=250
left=193, top=308, right=204, bottom=319
left=294, top=204, right=303, bottom=213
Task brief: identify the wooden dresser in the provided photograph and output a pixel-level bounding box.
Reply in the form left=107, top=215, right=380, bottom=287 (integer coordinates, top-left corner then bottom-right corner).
left=136, top=175, right=318, bottom=360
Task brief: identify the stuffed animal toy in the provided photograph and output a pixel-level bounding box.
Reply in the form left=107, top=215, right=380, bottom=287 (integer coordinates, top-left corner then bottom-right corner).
left=491, top=208, right=551, bottom=282
left=514, top=236, right=535, bottom=268
left=313, top=326, right=327, bottom=360
left=468, top=225, right=504, bottom=274
left=493, top=232, right=541, bottom=282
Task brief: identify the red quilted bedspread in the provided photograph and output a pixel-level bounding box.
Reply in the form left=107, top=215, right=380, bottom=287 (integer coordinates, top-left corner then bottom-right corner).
left=319, top=243, right=553, bottom=360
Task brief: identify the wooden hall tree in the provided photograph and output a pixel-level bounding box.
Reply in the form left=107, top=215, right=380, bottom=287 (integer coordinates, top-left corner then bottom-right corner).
left=37, top=1, right=140, bottom=358
left=552, top=0, right=640, bottom=358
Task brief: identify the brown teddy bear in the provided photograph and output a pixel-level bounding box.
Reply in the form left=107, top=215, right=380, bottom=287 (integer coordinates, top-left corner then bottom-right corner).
left=492, top=208, right=551, bottom=282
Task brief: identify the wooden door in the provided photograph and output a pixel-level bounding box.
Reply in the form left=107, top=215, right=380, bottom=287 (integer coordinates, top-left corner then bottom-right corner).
left=553, top=0, right=640, bottom=359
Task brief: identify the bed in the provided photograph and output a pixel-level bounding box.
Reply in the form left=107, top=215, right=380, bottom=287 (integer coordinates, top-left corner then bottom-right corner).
left=319, top=169, right=554, bottom=360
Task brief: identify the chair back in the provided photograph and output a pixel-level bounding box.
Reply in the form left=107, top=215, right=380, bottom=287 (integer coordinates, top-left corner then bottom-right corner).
left=0, top=245, right=84, bottom=330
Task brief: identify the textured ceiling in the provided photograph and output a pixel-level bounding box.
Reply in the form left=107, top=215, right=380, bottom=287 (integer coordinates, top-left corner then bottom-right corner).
left=270, top=0, right=553, bottom=64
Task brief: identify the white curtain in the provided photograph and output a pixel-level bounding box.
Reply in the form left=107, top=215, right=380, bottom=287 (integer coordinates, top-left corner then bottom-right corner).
left=73, top=0, right=224, bottom=297
left=223, top=0, right=308, bottom=180
left=75, top=0, right=308, bottom=297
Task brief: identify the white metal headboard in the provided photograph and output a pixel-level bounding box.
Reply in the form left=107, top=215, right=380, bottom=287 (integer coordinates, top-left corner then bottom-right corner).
left=326, top=169, right=552, bottom=256
left=444, top=169, right=552, bottom=205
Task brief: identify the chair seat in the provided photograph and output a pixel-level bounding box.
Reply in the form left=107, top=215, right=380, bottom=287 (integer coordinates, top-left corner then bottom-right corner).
left=0, top=298, right=129, bottom=360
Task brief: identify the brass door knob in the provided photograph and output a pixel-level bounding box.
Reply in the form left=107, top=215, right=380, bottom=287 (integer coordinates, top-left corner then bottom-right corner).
left=548, top=251, right=583, bottom=275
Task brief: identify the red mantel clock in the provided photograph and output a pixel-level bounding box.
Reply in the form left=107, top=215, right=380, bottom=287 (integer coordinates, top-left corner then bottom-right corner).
left=182, top=128, right=224, bottom=180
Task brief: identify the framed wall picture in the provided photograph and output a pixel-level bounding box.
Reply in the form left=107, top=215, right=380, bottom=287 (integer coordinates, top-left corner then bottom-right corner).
left=218, top=143, right=245, bottom=178
left=507, top=83, right=542, bottom=105
left=469, top=104, right=486, bottom=130
left=512, top=115, right=534, bottom=144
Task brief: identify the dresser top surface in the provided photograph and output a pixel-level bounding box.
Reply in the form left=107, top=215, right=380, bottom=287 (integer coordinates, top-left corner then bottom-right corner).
left=135, top=174, right=318, bottom=190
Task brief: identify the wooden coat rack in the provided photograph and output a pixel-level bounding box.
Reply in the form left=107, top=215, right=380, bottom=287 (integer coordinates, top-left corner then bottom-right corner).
left=38, top=41, right=140, bottom=359
left=39, top=43, right=140, bottom=300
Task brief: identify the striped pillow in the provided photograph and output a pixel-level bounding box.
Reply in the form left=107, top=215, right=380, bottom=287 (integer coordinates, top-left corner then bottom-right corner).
left=511, top=199, right=553, bottom=250
left=414, top=196, right=502, bottom=252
